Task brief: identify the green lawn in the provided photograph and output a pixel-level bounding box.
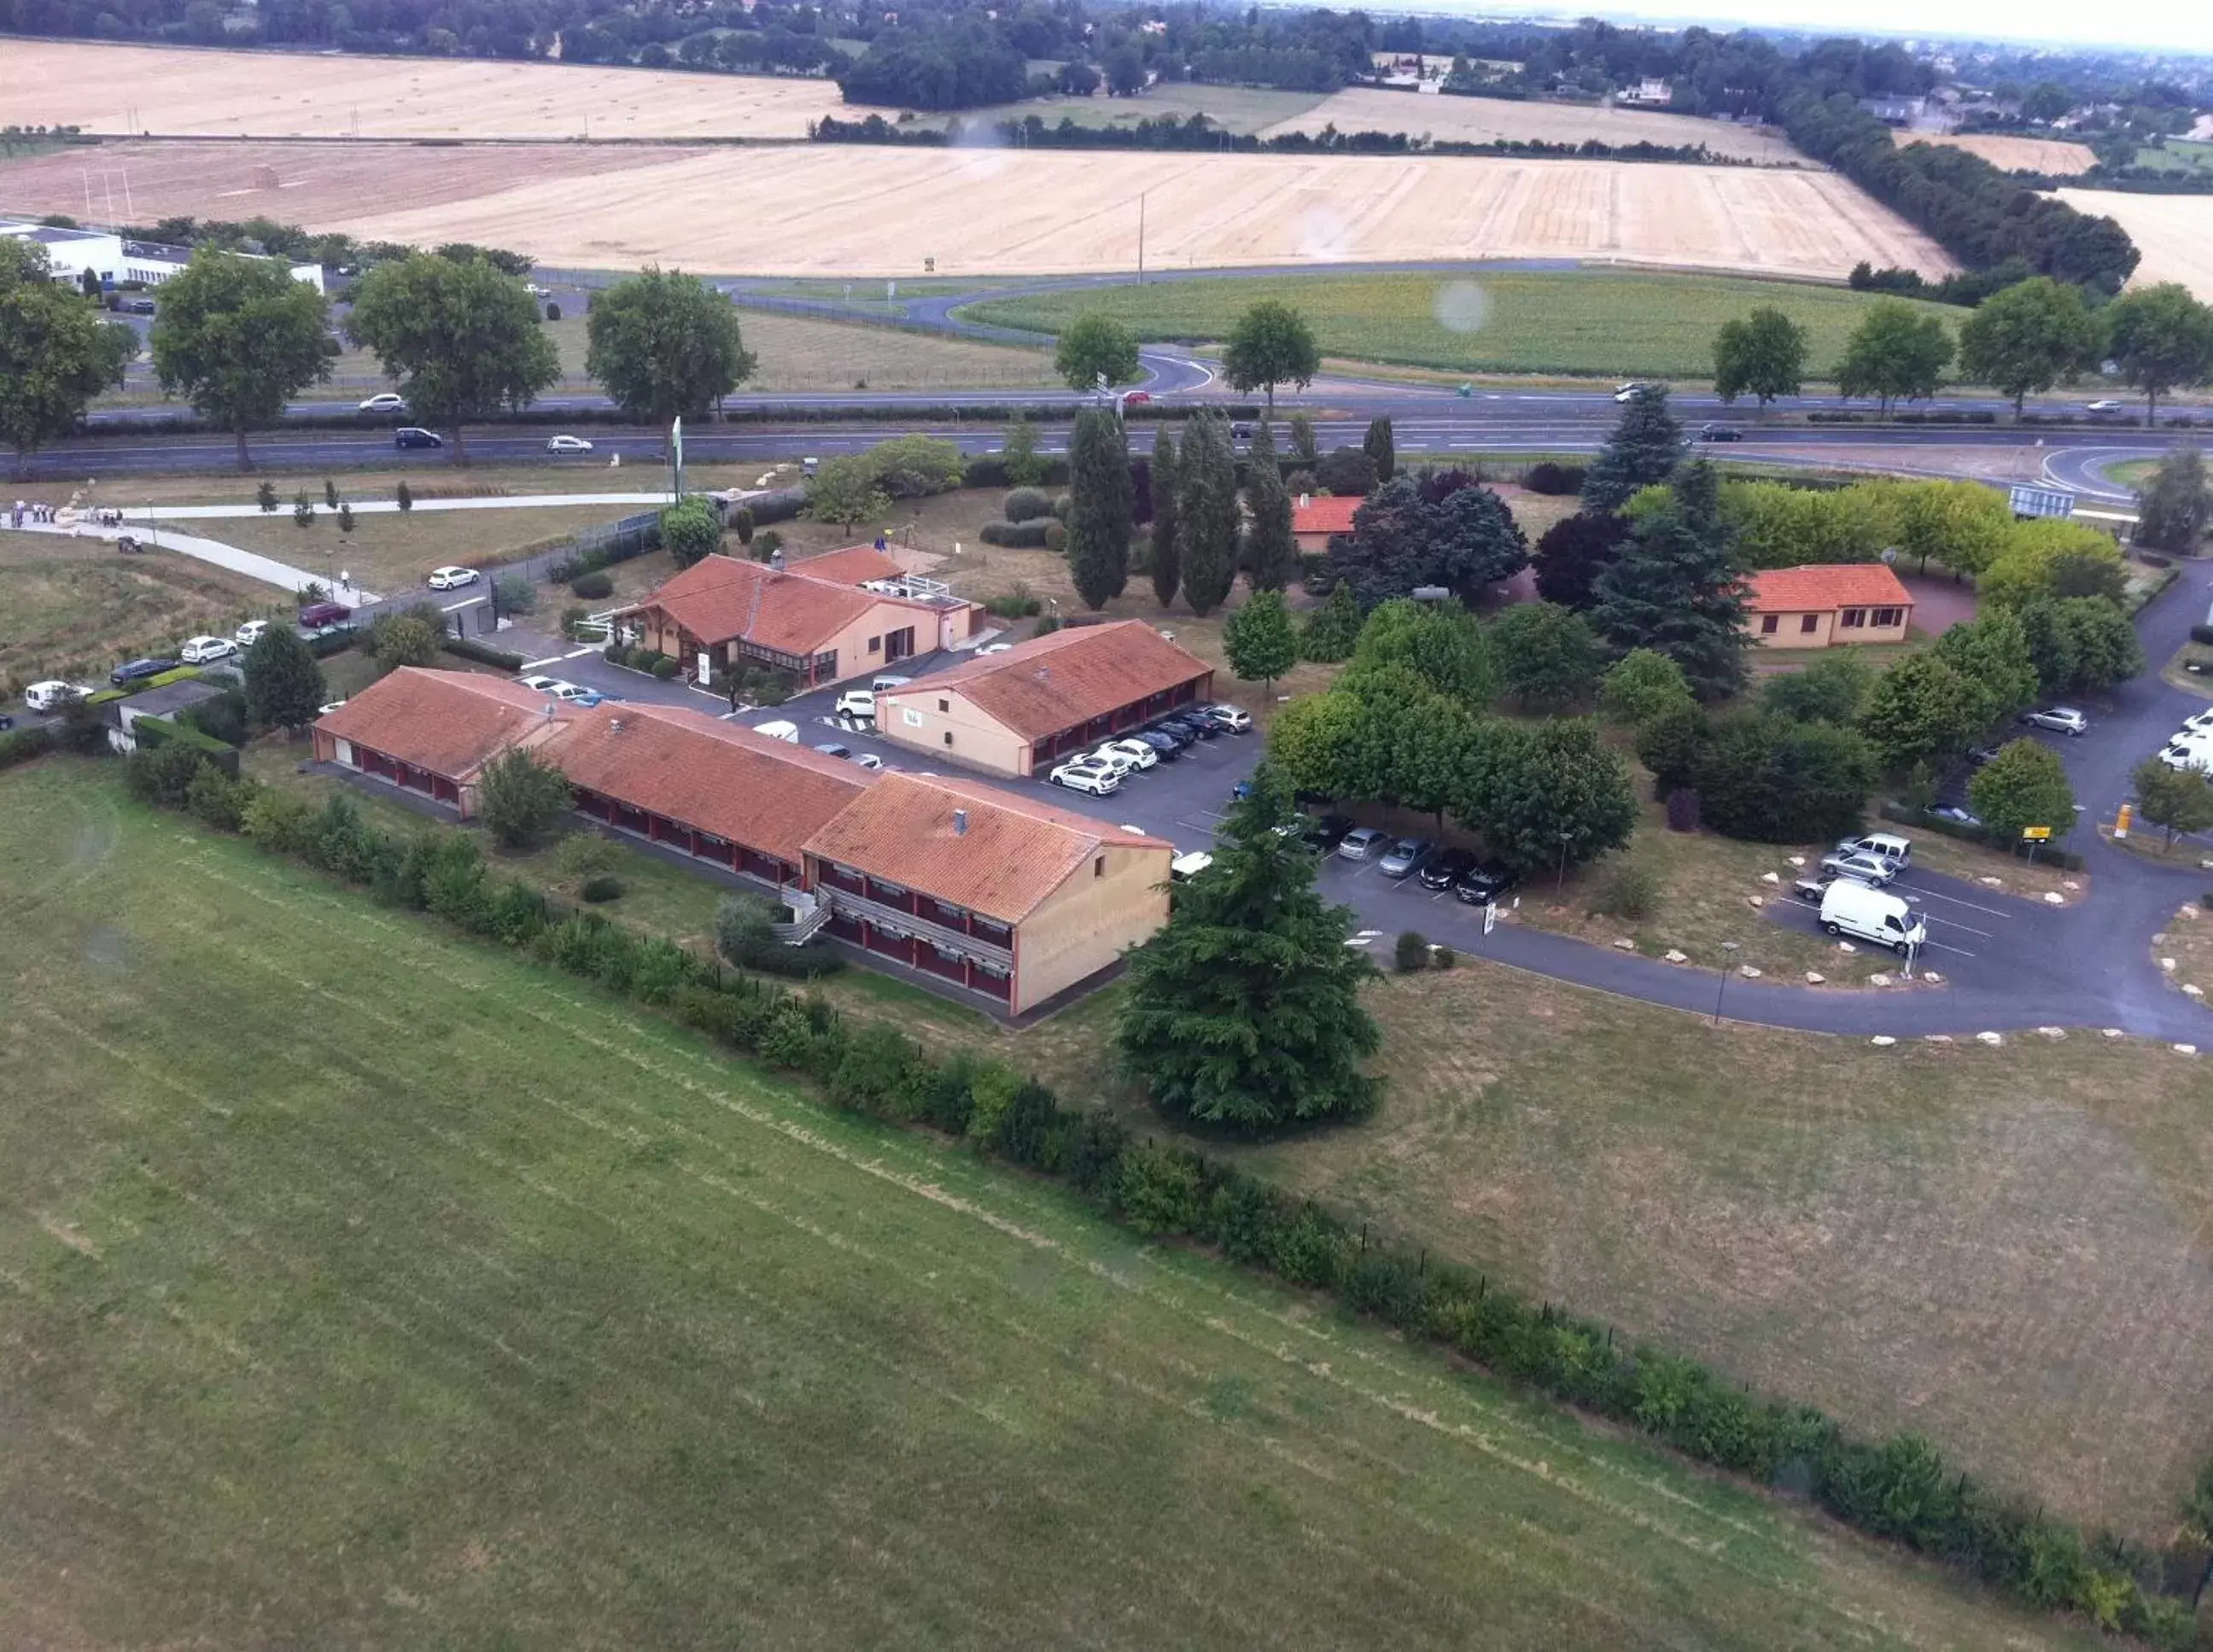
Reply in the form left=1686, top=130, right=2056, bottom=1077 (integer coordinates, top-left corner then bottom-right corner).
left=0, top=759, right=2106, bottom=1650
left=2118, top=138, right=2213, bottom=175
left=961, top=269, right=1964, bottom=381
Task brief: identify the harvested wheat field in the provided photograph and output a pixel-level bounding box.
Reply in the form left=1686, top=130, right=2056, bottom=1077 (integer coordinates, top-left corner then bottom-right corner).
left=2058, top=188, right=2213, bottom=300
left=1266, top=88, right=1808, bottom=165
left=2, top=141, right=1944, bottom=279
left=0, top=39, right=842, bottom=138
left=1906, top=131, right=2097, bottom=175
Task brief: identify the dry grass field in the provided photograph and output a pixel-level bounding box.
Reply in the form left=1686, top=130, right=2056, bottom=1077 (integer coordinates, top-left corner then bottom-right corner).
left=2058, top=188, right=2213, bottom=301
left=1906, top=132, right=2097, bottom=175
left=0, top=539, right=288, bottom=691
left=1266, top=89, right=1808, bottom=164
left=0, top=40, right=843, bottom=138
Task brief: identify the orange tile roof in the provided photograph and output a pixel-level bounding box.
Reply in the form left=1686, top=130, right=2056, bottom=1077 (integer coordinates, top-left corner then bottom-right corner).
left=639, top=553, right=929, bottom=658
left=546, top=703, right=876, bottom=865
left=1741, top=563, right=1914, bottom=613
left=878, top=621, right=1210, bottom=741
left=316, top=668, right=566, bottom=780
left=787, top=545, right=908, bottom=586
left=803, top=772, right=1170, bottom=924
left=1292, top=494, right=1362, bottom=537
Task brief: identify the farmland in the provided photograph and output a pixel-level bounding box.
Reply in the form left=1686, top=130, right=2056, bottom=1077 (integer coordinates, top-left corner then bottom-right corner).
left=2056, top=188, right=2213, bottom=301
left=0, top=40, right=844, bottom=138
left=914, top=81, right=1329, bottom=136
left=0, top=139, right=1954, bottom=281
left=0, top=759, right=2105, bottom=1651
left=1264, top=89, right=1807, bottom=165
left=961, top=268, right=1963, bottom=379
left=1906, top=132, right=2096, bottom=175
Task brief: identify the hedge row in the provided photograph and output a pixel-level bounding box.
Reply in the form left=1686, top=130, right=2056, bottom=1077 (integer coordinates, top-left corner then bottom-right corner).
left=0, top=725, right=58, bottom=771
left=131, top=715, right=241, bottom=773
left=1878, top=799, right=2087, bottom=871
left=441, top=636, right=525, bottom=672
left=978, top=518, right=1055, bottom=548
left=109, top=742, right=2196, bottom=1649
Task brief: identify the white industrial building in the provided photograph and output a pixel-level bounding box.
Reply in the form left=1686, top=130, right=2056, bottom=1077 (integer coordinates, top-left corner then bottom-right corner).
left=0, top=218, right=324, bottom=292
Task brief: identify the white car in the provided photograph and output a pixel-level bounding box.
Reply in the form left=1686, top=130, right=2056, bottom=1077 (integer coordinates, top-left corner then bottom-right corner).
left=1614, top=381, right=1654, bottom=402
left=1085, top=744, right=1141, bottom=778
left=358, top=392, right=406, bottom=414
left=318, top=699, right=348, bottom=716
left=1102, top=737, right=1159, bottom=771
left=1049, top=759, right=1121, bottom=797
left=832, top=689, right=878, bottom=724
left=978, top=642, right=1013, bottom=655
left=178, top=635, right=236, bottom=663
left=2180, top=709, right=2213, bottom=736
left=852, top=752, right=885, bottom=772
left=2085, top=399, right=2122, bottom=412
left=2159, top=742, right=2213, bottom=773
left=1170, top=850, right=1214, bottom=883
left=427, top=565, right=480, bottom=590
left=234, top=619, right=269, bottom=647
left=2021, top=705, right=2088, bottom=736
left=546, top=435, right=594, bottom=454
left=24, top=680, right=89, bottom=712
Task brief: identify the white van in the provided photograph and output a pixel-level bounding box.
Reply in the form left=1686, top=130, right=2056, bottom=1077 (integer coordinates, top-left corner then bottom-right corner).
left=871, top=674, right=912, bottom=693
left=25, top=680, right=89, bottom=712
left=1819, top=879, right=1926, bottom=955
left=752, top=719, right=800, bottom=744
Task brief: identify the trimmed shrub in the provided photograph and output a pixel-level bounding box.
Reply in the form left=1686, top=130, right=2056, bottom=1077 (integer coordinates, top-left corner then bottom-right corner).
left=1594, top=862, right=1661, bottom=920
left=1523, top=460, right=1586, bottom=495
left=1002, top=486, right=1054, bottom=522
left=580, top=875, right=623, bottom=903
left=570, top=569, right=614, bottom=600
left=442, top=636, right=525, bottom=671
left=651, top=656, right=680, bottom=680
left=1431, top=943, right=1456, bottom=969
left=978, top=518, right=1052, bottom=548
left=1043, top=520, right=1067, bottom=553
left=1395, top=930, right=1430, bottom=972
left=493, top=574, right=536, bottom=615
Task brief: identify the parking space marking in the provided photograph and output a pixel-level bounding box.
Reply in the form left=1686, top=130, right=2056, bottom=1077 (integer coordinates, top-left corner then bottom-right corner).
left=1900, top=885, right=2018, bottom=921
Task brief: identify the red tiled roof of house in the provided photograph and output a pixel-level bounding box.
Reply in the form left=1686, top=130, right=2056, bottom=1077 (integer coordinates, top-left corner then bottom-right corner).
left=315, top=668, right=566, bottom=780
left=546, top=703, right=875, bottom=865
left=787, top=545, right=908, bottom=587
left=1292, top=494, right=1362, bottom=536
left=802, top=771, right=1170, bottom=924
left=637, top=553, right=901, bottom=657
left=1741, top=563, right=1914, bottom=613
left=877, top=621, right=1209, bottom=741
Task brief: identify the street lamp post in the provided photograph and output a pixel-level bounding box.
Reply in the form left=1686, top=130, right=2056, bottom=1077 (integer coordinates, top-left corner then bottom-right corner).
left=1556, top=831, right=1572, bottom=891
left=1713, top=941, right=1739, bottom=1026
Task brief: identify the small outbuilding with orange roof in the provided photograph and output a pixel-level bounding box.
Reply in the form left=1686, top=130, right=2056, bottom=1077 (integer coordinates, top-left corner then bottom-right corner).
left=1740, top=563, right=1915, bottom=650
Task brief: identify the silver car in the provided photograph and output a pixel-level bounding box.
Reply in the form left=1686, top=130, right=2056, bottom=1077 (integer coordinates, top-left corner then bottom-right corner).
left=1820, top=849, right=1897, bottom=887
left=2021, top=706, right=2087, bottom=736
left=1376, top=837, right=1429, bottom=879
left=1337, top=826, right=1388, bottom=861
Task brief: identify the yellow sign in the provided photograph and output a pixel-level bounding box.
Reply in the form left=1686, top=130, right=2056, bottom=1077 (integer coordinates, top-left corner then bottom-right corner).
left=2115, top=802, right=2133, bottom=841
left=2020, top=826, right=2052, bottom=841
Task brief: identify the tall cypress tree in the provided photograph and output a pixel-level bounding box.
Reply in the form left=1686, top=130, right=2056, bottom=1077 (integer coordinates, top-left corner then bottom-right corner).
left=1148, top=428, right=1182, bottom=608
left=1065, top=406, right=1132, bottom=610
left=1243, top=420, right=1299, bottom=592
left=1177, top=412, right=1241, bottom=616
left=1580, top=386, right=1685, bottom=513
left=1589, top=459, right=1747, bottom=699
left=1362, top=416, right=1396, bottom=482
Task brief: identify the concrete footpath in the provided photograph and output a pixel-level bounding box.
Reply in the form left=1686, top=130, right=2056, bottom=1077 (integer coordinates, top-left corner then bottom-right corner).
left=3, top=518, right=377, bottom=605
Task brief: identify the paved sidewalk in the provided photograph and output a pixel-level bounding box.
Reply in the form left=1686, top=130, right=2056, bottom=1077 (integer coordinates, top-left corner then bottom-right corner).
left=136, top=493, right=678, bottom=520
left=3, top=518, right=377, bottom=605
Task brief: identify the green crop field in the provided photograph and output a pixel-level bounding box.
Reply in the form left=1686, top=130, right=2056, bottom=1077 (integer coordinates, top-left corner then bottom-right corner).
left=961, top=269, right=1964, bottom=381
left=2121, top=139, right=2213, bottom=175
left=0, top=759, right=2101, bottom=1650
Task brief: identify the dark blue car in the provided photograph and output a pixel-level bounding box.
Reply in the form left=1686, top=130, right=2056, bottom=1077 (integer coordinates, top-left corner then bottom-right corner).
left=1130, top=728, right=1182, bottom=758
left=111, top=657, right=180, bottom=686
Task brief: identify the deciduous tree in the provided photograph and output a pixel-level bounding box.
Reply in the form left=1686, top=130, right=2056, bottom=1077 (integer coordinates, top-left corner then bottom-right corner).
left=1759, top=650, right=1877, bottom=726
left=1712, top=306, right=1809, bottom=411
left=1053, top=312, right=1142, bottom=392
left=149, top=248, right=334, bottom=470
left=584, top=266, right=756, bottom=455
left=478, top=747, right=573, bottom=850
left=2134, top=447, right=2210, bottom=553
left=1346, top=598, right=1498, bottom=705
left=1066, top=406, right=1132, bottom=609
left=1836, top=299, right=1953, bottom=417
left=1533, top=510, right=1631, bottom=610
left=1857, top=652, right=1983, bottom=772
left=2016, top=596, right=2144, bottom=696
left=1597, top=647, right=1694, bottom=730
left=346, top=252, right=559, bottom=464
left=1241, top=419, right=1298, bottom=591
left=1116, top=765, right=1381, bottom=1134
left=1930, top=607, right=2039, bottom=725
left=1581, top=385, right=1683, bottom=513
left=660, top=496, right=724, bottom=569
left=2104, top=282, right=2213, bottom=425
left=1968, top=739, right=2076, bottom=844
left=804, top=453, right=890, bottom=532
left=1457, top=717, right=1638, bottom=877
left=1299, top=579, right=1361, bottom=663
left=1955, top=276, right=2097, bottom=419
left=1696, top=711, right=1878, bottom=843
left=0, top=239, right=135, bottom=475
left=1222, top=300, right=1320, bottom=414
left=2130, top=758, right=2213, bottom=849
left=242, top=625, right=326, bottom=733
left=1223, top=588, right=1297, bottom=693
left=1490, top=600, right=1603, bottom=709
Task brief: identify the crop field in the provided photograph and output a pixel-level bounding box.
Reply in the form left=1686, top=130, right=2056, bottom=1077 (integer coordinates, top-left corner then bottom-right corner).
left=1906, top=133, right=2096, bottom=174
left=914, top=82, right=1329, bottom=136
left=0, top=540, right=289, bottom=691
left=0, top=760, right=2106, bottom=1651
left=0, top=40, right=844, bottom=137
left=2120, top=139, right=2213, bottom=177
left=1264, top=89, right=1807, bottom=164
left=963, top=268, right=1962, bottom=379
left=2057, top=188, right=2213, bottom=301
left=0, top=140, right=1954, bottom=280
left=996, top=962, right=2213, bottom=1544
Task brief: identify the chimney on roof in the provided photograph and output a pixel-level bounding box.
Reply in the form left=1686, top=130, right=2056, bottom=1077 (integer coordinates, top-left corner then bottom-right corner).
left=953, top=808, right=968, bottom=837
left=609, top=717, right=624, bottom=734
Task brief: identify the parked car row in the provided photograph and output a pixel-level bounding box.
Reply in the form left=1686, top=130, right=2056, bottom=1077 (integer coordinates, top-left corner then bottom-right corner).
left=1047, top=703, right=1252, bottom=796
left=1800, top=832, right=1926, bottom=954
left=1325, top=820, right=1519, bottom=904
left=2158, top=708, right=2213, bottom=773
left=519, top=674, right=619, bottom=709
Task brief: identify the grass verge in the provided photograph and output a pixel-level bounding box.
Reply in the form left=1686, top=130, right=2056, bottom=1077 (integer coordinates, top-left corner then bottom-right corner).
left=0, top=540, right=292, bottom=693
left=0, top=757, right=2104, bottom=1649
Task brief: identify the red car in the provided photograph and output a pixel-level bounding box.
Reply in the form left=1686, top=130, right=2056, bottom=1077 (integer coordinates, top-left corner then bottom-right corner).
left=298, top=600, right=353, bottom=628
left=1123, top=391, right=1152, bottom=406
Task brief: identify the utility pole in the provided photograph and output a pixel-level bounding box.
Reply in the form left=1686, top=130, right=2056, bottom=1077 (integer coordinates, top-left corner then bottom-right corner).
left=1137, top=190, right=1146, bottom=285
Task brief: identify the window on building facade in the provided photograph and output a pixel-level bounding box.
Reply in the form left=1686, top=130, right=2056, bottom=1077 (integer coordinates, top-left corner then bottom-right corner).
left=1800, top=613, right=1819, bottom=634
left=1760, top=614, right=1779, bottom=635
left=1871, top=606, right=1901, bottom=627
left=1840, top=609, right=1866, bottom=628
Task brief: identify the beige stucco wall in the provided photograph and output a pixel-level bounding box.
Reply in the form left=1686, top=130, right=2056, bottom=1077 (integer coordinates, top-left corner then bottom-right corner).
left=874, top=686, right=1033, bottom=774
left=1747, top=607, right=1912, bottom=649
left=643, top=596, right=949, bottom=685
left=1013, top=842, right=1171, bottom=1010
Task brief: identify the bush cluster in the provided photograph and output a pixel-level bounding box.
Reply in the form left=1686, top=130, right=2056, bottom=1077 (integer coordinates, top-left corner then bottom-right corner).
left=569, top=569, right=615, bottom=601
left=984, top=589, right=1044, bottom=619
left=978, top=518, right=1054, bottom=548
left=604, top=641, right=678, bottom=679
left=441, top=636, right=524, bottom=672
left=1521, top=460, right=1586, bottom=496
left=108, top=744, right=2198, bottom=1644
left=961, top=452, right=1071, bottom=490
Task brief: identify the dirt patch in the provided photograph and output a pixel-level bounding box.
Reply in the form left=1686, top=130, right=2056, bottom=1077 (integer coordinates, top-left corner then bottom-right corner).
left=1270, top=90, right=1808, bottom=166
left=0, top=41, right=843, bottom=138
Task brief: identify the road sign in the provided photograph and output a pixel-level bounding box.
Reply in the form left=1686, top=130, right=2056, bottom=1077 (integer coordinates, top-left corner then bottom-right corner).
left=1483, top=901, right=1498, bottom=937
left=2008, top=483, right=2076, bottom=521
left=2019, top=825, right=2053, bottom=841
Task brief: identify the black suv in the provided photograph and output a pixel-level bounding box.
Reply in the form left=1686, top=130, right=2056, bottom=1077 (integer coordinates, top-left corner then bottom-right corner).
left=1452, top=860, right=1519, bottom=904
left=1418, top=847, right=1476, bottom=892
left=1301, top=813, right=1356, bottom=854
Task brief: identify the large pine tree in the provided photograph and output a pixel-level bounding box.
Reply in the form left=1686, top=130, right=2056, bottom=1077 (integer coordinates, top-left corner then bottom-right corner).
left=1589, top=460, right=1748, bottom=699
left=1177, top=412, right=1241, bottom=616
left=1066, top=407, right=1132, bottom=609
left=1116, top=764, right=1381, bottom=1133
left=1242, top=420, right=1299, bottom=591
left=1580, top=385, right=1685, bottom=513
left=1148, top=429, right=1181, bottom=606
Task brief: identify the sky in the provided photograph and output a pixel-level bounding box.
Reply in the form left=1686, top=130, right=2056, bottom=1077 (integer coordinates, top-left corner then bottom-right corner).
left=1444, top=1, right=2213, bottom=55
